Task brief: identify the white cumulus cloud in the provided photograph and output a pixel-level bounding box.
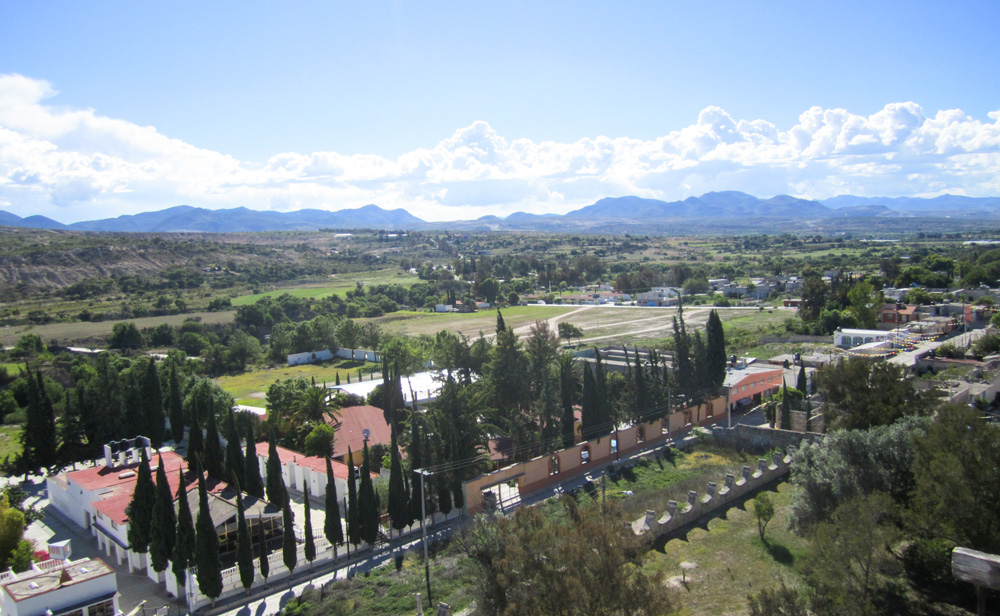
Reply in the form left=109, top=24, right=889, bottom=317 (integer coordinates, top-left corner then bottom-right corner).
left=1, top=73, right=1000, bottom=222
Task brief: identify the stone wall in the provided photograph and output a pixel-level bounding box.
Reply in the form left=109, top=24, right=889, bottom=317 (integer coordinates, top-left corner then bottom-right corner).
left=630, top=449, right=793, bottom=542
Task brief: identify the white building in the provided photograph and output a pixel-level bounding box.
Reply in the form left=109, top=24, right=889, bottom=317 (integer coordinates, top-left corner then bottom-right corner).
left=254, top=443, right=372, bottom=501
left=0, top=557, right=120, bottom=616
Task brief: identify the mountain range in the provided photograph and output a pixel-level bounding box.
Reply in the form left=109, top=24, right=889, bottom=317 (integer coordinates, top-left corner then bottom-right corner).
left=3, top=192, right=1000, bottom=234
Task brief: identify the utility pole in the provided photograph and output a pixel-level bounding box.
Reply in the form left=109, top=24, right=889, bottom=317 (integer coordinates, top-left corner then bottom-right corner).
left=419, top=469, right=432, bottom=605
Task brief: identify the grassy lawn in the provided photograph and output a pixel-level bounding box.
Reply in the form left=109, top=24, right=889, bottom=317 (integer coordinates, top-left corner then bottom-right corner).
left=231, top=271, right=421, bottom=306
left=0, top=363, right=27, bottom=375
left=215, top=359, right=377, bottom=407
left=0, top=424, right=23, bottom=463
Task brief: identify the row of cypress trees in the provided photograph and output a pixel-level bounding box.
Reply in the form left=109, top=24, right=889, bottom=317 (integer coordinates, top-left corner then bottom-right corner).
left=126, top=423, right=393, bottom=605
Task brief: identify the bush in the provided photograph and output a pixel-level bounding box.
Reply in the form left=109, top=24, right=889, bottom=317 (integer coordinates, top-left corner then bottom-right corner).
left=303, top=424, right=334, bottom=457
left=903, top=538, right=961, bottom=595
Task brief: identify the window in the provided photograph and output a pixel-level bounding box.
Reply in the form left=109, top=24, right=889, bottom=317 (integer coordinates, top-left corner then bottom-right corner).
left=88, top=599, right=115, bottom=616
left=853, top=336, right=863, bottom=346
left=549, top=456, right=560, bottom=475
left=580, top=446, right=590, bottom=464
left=611, top=438, right=618, bottom=454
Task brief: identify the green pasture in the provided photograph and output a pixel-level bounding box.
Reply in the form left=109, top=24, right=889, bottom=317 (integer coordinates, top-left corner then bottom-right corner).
left=215, top=359, right=379, bottom=408
left=231, top=270, right=420, bottom=306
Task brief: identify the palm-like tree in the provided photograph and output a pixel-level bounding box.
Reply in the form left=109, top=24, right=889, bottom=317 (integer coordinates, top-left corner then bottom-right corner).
left=293, top=382, right=341, bottom=425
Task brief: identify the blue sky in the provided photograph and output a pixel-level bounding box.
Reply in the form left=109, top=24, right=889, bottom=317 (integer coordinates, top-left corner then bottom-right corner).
left=1, top=1, right=999, bottom=222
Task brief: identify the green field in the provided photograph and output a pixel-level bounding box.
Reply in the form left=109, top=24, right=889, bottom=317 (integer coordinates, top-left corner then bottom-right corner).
left=231, top=270, right=421, bottom=306
left=367, top=305, right=573, bottom=338
left=0, top=424, right=23, bottom=463
left=0, top=311, right=236, bottom=348
left=214, top=359, right=377, bottom=407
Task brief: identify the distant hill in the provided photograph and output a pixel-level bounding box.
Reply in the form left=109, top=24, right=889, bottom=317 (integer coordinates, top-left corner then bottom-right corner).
left=4, top=192, right=1000, bottom=234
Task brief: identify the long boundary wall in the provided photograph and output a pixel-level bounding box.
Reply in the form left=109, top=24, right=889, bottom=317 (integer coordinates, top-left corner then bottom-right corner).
left=463, top=396, right=726, bottom=515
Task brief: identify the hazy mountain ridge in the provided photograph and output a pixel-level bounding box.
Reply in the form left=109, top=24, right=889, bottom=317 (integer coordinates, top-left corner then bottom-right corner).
left=4, top=192, right=1000, bottom=233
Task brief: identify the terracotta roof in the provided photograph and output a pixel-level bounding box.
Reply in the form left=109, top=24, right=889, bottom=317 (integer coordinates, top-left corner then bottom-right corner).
left=326, top=405, right=393, bottom=459
left=67, top=450, right=187, bottom=493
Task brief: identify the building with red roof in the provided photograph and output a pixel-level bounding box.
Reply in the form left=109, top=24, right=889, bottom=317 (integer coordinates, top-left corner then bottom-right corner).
left=47, top=438, right=282, bottom=589
left=326, top=405, right=393, bottom=464
left=254, top=442, right=377, bottom=503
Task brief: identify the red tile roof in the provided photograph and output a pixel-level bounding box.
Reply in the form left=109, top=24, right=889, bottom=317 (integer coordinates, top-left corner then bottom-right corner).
left=67, top=451, right=232, bottom=525
left=326, top=405, right=392, bottom=459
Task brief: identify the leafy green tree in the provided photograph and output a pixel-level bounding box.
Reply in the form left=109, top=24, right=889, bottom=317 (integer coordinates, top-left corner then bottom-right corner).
left=478, top=277, right=500, bottom=304
left=847, top=280, right=881, bottom=329
left=303, top=423, right=334, bottom=457
left=243, top=422, right=265, bottom=499
left=557, top=321, right=583, bottom=346
left=126, top=449, right=155, bottom=555
left=149, top=455, right=176, bottom=574
left=110, top=321, right=145, bottom=349
left=815, top=357, right=932, bottom=430
left=0, top=495, right=27, bottom=572
left=194, top=463, right=223, bottom=605
left=797, top=362, right=808, bottom=394
left=140, top=357, right=165, bottom=446
left=187, top=412, right=204, bottom=464
left=789, top=416, right=928, bottom=532
left=806, top=493, right=899, bottom=616
left=909, top=404, right=1000, bottom=553
left=293, top=380, right=338, bottom=425
left=753, top=492, right=774, bottom=542
left=282, top=496, right=297, bottom=574
left=172, top=469, right=195, bottom=590
left=235, top=481, right=254, bottom=594
left=324, top=455, right=344, bottom=555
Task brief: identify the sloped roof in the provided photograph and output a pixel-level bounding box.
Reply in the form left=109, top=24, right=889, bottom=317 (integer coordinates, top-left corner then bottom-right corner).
left=326, top=405, right=393, bottom=459
left=253, top=442, right=365, bottom=481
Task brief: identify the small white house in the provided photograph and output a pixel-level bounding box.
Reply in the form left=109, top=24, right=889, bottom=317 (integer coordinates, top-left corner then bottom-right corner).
left=0, top=557, right=121, bottom=616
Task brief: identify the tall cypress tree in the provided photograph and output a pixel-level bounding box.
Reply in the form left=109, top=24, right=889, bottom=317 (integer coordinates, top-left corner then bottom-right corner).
left=281, top=496, right=297, bottom=574
left=186, top=412, right=203, bottom=464
left=780, top=378, right=792, bottom=431
left=346, top=446, right=360, bottom=546
left=167, top=364, right=185, bottom=444
left=581, top=363, right=597, bottom=441
left=496, top=309, right=506, bottom=334
left=387, top=423, right=409, bottom=535
left=126, top=448, right=155, bottom=555
left=358, top=441, right=379, bottom=545
left=672, top=308, right=694, bottom=398
left=324, top=455, right=343, bottom=555
left=173, top=469, right=195, bottom=590
left=243, top=422, right=264, bottom=499
left=407, top=415, right=424, bottom=524
left=558, top=352, right=578, bottom=449
left=705, top=309, right=727, bottom=390
left=194, top=462, right=223, bottom=605
left=203, top=409, right=225, bottom=480
left=257, top=513, right=270, bottom=587
left=149, top=455, right=176, bottom=574
left=141, top=357, right=165, bottom=447
left=224, top=411, right=246, bottom=487
left=235, top=479, right=254, bottom=595
left=265, top=432, right=287, bottom=507
left=303, top=485, right=316, bottom=567
left=797, top=363, right=808, bottom=394
left=23, top=366, right=58, bottom=474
